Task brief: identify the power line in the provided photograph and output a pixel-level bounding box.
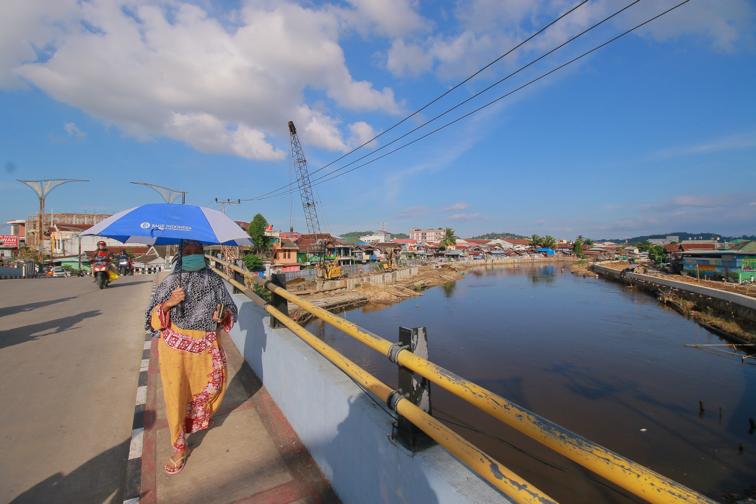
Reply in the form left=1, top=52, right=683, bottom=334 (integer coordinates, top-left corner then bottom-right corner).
left=255, top=0, right=639, bottom=201
left=255, top=0, right=690, bottom=201
left=242, top=0, right=589, bottom=202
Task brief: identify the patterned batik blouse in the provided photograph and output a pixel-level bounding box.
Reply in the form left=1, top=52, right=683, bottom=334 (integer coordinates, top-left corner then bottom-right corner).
left=146, top=268, right=238, bottom=333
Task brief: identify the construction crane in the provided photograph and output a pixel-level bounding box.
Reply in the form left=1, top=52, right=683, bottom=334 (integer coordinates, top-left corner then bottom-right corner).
left=288, top=120, right=341, bottom=280
left=288, top=121, right=320, bottom=235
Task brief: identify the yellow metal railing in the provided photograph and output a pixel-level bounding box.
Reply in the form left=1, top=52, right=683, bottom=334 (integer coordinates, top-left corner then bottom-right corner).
left=206, top=255, right=713, bottom=504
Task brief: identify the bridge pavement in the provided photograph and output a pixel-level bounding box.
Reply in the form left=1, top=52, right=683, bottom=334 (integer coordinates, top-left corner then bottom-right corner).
left=0, top=276, right=153, bottom=503
left=0, top=275, right=335, bottom=504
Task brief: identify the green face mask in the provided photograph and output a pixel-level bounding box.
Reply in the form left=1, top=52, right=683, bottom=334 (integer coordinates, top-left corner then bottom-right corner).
left=181, top=254, right=206, bottom=272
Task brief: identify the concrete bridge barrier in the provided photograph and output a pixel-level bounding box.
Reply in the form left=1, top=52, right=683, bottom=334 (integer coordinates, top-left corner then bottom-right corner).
left=226, top=287, right=509, bottom=504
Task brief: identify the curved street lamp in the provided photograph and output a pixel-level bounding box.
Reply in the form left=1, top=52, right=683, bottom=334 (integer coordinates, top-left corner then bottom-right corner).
left=130, top=181, right=186, bottom=204
left=18, top=178, right=89, bottom=255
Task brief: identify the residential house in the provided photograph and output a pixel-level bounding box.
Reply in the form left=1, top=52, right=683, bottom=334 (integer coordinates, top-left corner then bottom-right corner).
left=271, top=239, right=300, bottom=272
left=681, top=240, right=756, bottom=282
left=295, top=233, right=356, bottom=265
left=409, top=227, right=445, bottom=242
left=359, top=230, right=392, bottom=243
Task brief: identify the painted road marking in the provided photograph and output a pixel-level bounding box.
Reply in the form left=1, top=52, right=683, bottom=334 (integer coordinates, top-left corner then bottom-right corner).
left=135, top=385, right=147, bottom=406
left=128, top=428, right=144, bottom=460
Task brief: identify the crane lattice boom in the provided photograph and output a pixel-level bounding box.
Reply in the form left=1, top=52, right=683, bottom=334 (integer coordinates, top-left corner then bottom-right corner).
left=288, top=121, right=320, bottom=235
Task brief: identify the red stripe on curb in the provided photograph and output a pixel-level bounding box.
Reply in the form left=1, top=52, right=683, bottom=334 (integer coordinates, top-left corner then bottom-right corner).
left=232, top=479, right=310, bottom=504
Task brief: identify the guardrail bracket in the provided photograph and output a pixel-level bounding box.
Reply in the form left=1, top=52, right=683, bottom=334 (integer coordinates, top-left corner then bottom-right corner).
left=393, top=326, right=434, bottom=452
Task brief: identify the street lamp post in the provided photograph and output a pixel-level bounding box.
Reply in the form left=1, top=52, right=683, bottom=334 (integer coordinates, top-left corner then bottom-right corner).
left=130, top=181, right=187, bottom=204
left=18, top=179, right=88, bottom=257
left=131, top=182, right=188, bottom=268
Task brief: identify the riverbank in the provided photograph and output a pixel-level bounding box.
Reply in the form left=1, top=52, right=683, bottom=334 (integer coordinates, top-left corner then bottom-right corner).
left=291, top=256, right=576, bottom=320
left=592, top=262, right=756, bottom=344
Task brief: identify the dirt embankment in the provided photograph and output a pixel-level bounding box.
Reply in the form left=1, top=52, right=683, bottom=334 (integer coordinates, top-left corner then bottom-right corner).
left=569, top=260, right=599, bottom=278
left=356, top=264, right=464, bottom=305
left=658, top=291, right=756, bottom=343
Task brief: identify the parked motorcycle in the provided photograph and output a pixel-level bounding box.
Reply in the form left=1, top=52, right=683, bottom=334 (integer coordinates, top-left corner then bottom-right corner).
left=93, top=263, right=110, bottom=289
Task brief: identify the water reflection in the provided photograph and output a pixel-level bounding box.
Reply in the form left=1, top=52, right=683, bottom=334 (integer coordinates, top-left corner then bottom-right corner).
left=306, top=264, right=756, bottom=503
left=528, top=265, right=556, bottom=284
left=441, top=281, right=456, bottom=298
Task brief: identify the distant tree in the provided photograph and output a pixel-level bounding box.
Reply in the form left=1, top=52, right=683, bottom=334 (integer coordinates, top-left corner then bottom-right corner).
left=541, top=235, right=557, bottom=249
left=584, top=238, right=594, bottom=246
left=529, top=234, right=542, bottom=248
left=248, top=214, right=270, bottom=255
left=573, top=236, right=585, bottom=257
left=243, top=253, right=264, bottom=271
left=637, top=241, right=652, bottom=252
left=648, top=245, right=667, bottom=264
left=441, top=228, right=457, bottom=248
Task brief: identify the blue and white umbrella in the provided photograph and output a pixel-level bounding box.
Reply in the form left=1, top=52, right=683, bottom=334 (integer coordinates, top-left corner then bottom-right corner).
left=82, top=203, right=252, bottom=246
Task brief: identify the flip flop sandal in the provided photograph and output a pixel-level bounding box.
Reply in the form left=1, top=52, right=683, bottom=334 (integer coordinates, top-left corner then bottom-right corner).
left=164, top=451, right=189, bottom=475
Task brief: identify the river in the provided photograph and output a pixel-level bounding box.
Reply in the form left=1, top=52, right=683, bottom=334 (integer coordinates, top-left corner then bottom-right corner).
left=306, top=263, right=756, bottom=503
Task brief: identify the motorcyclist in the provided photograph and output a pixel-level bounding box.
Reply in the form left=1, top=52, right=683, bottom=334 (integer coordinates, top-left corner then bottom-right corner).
left=93, top=241, right=112, bottom=277
left=116, top=248, right=132, bottom=275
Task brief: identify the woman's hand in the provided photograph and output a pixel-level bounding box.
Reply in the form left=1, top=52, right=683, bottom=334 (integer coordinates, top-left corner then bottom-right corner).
left=212, top=304, right=225, bottom=322
left=164, top=287, right=185, bottom=309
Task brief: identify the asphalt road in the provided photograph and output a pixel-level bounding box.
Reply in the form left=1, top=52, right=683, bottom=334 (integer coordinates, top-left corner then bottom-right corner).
left=0, top=275, right=154, bottom=503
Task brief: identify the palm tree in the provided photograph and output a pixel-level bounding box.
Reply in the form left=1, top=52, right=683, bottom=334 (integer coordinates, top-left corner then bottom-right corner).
left=542, top=235, right=557, bottom=249
left=441, top=228, right=457, bottom=248
left=529, top=234, right=542, bottom=248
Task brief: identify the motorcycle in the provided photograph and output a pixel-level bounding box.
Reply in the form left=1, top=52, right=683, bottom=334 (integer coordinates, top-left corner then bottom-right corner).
left=93, top=262, right=110, bottom=289
left=118, top=258, right=131, bottom=276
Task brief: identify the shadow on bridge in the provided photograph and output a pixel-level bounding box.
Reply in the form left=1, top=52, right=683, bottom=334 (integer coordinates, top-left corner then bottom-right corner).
left=0, top=296, right=77, bottom=318
left=0, top=310, right=101, bottom=350
left=11, top=439, right=130, bottom=504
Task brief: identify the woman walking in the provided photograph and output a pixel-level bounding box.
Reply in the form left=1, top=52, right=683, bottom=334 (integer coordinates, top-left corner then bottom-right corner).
left=146, top=241, right=238, bottom=474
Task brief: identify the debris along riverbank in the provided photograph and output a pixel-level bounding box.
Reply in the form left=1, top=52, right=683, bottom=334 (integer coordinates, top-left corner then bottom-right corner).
left=593, top=261, right=756, bottom=344
left=289, top=256, right=576, bottom=322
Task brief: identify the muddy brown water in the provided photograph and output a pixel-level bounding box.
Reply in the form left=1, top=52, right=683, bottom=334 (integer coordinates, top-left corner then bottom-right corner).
left=306, top=263, right=756, bottom=503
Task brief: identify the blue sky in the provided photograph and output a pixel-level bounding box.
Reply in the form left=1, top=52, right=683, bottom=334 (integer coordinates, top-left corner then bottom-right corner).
left=1, top=0, right=754, bottom=239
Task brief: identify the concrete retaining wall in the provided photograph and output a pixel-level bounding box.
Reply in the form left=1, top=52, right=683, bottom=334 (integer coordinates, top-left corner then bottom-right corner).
left=226, top=288, right=509, bottom=504
left=593, top=264, right=756, bottom=311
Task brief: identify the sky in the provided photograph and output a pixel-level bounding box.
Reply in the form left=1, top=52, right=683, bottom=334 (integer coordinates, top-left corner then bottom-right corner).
left=1, top=0, right=755, bottom=240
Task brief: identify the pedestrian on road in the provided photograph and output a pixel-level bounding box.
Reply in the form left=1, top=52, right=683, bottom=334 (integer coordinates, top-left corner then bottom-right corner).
left=145, top=240, right=238, bottom=475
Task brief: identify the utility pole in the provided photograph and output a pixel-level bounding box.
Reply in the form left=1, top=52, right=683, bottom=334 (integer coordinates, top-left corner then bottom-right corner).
left=130, top=181, right=187, bottom=204
left=18, top=179, right=88, bottom=257
left=214, top=198, right=242, bottom=270
left=214, top=198, right=240, bottom=215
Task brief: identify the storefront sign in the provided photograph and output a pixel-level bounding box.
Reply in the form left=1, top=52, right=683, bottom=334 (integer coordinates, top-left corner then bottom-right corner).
left=0, top=235, right=19, bottom=249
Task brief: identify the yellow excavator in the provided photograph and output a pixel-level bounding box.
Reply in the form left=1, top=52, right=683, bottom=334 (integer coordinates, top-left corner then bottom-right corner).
left=315, top=239, right=343, bottom=280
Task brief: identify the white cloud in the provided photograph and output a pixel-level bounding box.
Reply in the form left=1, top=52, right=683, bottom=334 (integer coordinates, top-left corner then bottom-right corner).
left=0, top=0, right=78, bottom=87
left=386, top=39, right=433, bottom=77
left=339, top=0, right=428, bottom=38
left=384, top=0, right=755, bottom=80
left=653, top=131, right=756, bottom=159
left=449, top=212, right=481, bottom=222
left=3, top=0, right=402, bottom=161
left=445, top=202, right=468, bottom=211
left=63, top=121, right=85, bottom=139
left=347, top=121, right=377, bottom=148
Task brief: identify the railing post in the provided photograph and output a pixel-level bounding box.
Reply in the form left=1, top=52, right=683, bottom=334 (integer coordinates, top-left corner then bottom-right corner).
left=269, top=273, right=288, bottom=328
left=232, top=258, right=244, bottom=294
left=394, top=326, right=433, bottom=451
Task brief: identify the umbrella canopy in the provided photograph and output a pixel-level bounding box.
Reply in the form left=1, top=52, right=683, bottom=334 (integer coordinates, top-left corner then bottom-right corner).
left=82, top=203, right=252, bottom=246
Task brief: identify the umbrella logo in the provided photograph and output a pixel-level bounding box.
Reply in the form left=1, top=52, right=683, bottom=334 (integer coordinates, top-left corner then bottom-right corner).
left=140, top=221, right=151, bottom=229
